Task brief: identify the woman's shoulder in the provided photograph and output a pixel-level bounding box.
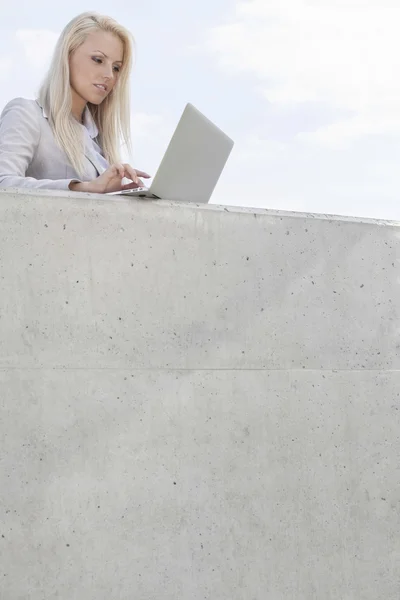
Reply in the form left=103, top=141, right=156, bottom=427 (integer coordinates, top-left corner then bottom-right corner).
left=1, top=97, right=42, bottom=118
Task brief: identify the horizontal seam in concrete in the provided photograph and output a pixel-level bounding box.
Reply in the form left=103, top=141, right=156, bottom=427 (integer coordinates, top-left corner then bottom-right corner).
left=0, top=367, right=399, bottom=373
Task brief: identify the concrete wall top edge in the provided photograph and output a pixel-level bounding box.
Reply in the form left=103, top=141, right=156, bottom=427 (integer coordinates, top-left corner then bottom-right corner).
left=1, top=187, right=399, bottom=228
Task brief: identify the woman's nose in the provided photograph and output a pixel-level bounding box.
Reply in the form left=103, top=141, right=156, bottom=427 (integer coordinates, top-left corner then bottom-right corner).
left=103, top=62, right=114, bottom=79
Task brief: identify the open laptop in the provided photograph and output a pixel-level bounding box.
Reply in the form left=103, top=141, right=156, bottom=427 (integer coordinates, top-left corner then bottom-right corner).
left=107, top=103, right=234, bottom=203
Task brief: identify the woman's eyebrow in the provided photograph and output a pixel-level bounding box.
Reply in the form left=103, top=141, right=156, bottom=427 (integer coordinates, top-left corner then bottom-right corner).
left=92, top=50, right=123, bottom=64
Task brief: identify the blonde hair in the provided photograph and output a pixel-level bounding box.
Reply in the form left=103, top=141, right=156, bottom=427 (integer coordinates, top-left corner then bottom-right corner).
left=38, top=12, right=134, bottom=176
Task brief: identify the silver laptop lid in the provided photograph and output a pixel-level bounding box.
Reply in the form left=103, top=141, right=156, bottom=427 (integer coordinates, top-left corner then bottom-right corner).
left=150, top=103, right=234, bottom=204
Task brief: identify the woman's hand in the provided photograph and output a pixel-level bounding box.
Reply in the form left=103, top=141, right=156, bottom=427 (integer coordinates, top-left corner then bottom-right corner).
left=70, top=163, right=151, bottom=194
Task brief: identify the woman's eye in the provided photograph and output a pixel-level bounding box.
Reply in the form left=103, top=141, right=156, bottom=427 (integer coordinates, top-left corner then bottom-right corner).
left=113, top=66, right=121, bottom=73
left=92, top=57, right=102, bottom=64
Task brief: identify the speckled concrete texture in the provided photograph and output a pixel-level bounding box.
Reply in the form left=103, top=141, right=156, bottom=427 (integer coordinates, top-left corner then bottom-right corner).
left=0, top=189, right=399, bottom=599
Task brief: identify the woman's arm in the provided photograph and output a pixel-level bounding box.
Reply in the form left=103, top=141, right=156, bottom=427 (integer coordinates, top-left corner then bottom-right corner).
left=0, top=98, right=81, bottom=191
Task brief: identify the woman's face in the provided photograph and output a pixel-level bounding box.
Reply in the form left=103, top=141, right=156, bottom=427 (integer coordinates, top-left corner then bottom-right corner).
left=69, top=30, right=124, bottom=112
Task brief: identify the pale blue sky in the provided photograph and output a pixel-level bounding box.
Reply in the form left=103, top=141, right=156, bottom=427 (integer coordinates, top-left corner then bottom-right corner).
left=1, top=0, right=400, bottom=220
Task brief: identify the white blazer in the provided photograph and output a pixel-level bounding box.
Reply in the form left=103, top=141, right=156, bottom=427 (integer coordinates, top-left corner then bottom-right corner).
left=0, top=97, right=109, bottom=190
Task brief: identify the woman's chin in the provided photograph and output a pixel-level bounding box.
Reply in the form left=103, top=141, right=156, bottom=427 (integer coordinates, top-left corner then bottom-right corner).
left=88, top=96, right=105, bottom=106
left=87, top=89, right=110, bottom=105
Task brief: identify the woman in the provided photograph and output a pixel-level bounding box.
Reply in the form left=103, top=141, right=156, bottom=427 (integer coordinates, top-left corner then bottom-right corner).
left=0, top=12, right=149, bottom=193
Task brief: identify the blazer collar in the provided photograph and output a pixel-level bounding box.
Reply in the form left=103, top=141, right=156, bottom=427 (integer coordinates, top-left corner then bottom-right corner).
left=36, top=99, right=99, bottom=139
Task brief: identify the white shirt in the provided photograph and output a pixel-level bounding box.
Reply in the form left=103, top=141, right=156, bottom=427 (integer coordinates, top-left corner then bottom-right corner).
left=80, top=108, right=109, bottom=175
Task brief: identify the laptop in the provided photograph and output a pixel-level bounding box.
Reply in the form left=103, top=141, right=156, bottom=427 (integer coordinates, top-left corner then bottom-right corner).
left=107, top=103, right=234, bottom=203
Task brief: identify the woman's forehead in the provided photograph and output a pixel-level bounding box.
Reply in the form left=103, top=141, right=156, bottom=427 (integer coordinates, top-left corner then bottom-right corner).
left=81, top=30, right=124, bottom=59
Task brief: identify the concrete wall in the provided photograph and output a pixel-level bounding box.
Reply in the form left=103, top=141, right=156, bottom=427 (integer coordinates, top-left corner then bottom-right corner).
left=0, top=188, right=399, bottom=599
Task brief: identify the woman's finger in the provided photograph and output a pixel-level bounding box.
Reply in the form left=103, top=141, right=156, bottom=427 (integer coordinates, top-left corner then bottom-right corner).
left=121, top=181, right=142, bottom=190
left=135, top=170, right=151, bottom=179
left=111, top=163, right=125, bottom=179
left=122, top=164, right=139, bottom=184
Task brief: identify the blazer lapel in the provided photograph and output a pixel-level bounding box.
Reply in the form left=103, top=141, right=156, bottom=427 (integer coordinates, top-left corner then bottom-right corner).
left=84, top=145, right=106, bottom=176
left=36, top=98, right=107, bottom=177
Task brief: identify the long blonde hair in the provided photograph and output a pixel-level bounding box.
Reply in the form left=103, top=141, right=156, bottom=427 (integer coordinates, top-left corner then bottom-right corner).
left=38, top=12, right=134, bottom=176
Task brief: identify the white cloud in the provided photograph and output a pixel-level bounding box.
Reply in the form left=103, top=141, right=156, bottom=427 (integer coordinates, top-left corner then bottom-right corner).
left=205, top=0, right=400, bottom=145
left=16, top=29, right=59, bottom=70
